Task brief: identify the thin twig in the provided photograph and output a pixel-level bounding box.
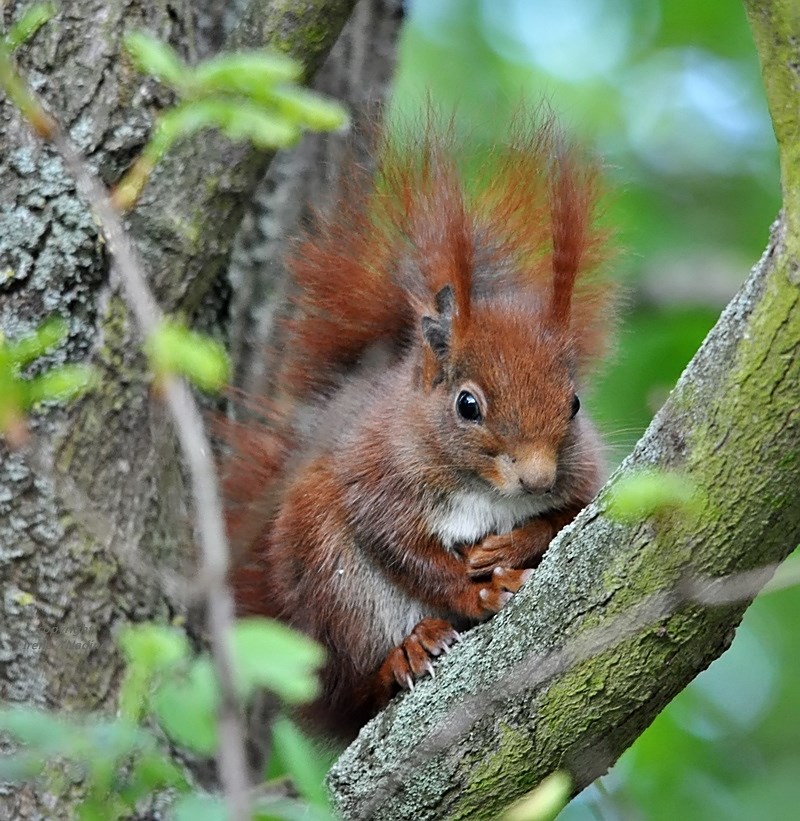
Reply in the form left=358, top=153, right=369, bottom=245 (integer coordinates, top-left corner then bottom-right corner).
left=0, top=50, right=250, bottom=821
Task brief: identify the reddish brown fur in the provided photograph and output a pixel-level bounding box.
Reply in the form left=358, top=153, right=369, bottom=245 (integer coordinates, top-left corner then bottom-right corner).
left=225, top=116, right=616, bottom=741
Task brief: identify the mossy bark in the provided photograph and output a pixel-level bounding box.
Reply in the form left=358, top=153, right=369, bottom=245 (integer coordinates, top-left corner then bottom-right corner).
left=327, top=3, right=800, bottom=818
left=745, top=0, right=800, bottom=242
left=0, top=0, right=355, bottom=816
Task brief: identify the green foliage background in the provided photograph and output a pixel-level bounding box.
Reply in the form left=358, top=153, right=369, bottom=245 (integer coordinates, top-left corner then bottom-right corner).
left=391, top=1, right=797, bottom=818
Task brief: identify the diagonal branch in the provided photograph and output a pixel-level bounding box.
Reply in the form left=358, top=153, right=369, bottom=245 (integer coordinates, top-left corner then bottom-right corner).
left=327, top=2, right=800, bottom=818
left=744, top=0, right=800, bottom=240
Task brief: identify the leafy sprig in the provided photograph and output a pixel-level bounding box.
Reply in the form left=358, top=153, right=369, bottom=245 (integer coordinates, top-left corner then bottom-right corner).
left=114, top=34, right=349, bottom=209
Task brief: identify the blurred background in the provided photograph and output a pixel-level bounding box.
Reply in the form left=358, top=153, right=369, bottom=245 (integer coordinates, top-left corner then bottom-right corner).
left=390, top=1, right=799, bottom=818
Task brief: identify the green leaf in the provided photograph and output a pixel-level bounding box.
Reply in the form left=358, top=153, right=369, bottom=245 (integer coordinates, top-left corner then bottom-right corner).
left=500, top=772, right=572, bottom=821
left=119, top=623, right=191, bottom=672
left=25, top=364, right=96, bottom=404
left=152, top=657, right=218, bottom=756
left=0, top=752, right=44, bottom=782
left=83, top=718, right=150, bottom=763
left=167, top=99, right=298, bottom=149
left=0, top=319, right=90, bottom=441
left=215, top=101, right=301, bottom=149
left=0, top=706, right=74, bottom=753
left=266, top=86, right=349, bottom=132
left=0, top=377, right=26, bottom=440
left=78, top=789, right=132, bottom=821
left=173, top=793, right=228, bottom=821
left=76, top=796, right=110, bottom=821
left=232, top=618, right=325, bottom=704
left=146, top=319, right=230, bottom=392
left=5, top=3, right=56, bottom=51
left=605, top=470, right=704, bottom=524
left=271, top=716, right=331, bottom=807
left=118, top=625, right=190, bottom=723
left=134, top=750, right=189, bottom=791
left=118, top=751, right=190, bottom=806
left=144, top=99, right=300, bottom=164
left=6, top=317, right=67, bottom=366
left=124, top=32, right=186, bottom=88
left=119, top=668, right=153, bottom=724
left=190, top=51, right=302, bottom=93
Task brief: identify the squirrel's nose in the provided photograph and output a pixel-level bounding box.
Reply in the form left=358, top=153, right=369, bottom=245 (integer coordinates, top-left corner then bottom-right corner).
left=514, top=450, right=557, bottom=494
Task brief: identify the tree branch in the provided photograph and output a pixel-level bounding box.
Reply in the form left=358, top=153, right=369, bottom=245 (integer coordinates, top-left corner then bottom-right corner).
left=327, top=3, right=800, bottom=818
left=744, top=0, right=800, bottom=243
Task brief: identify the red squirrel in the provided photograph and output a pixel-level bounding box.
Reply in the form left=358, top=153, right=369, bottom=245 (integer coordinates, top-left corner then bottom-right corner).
left=226, top=118, right=614, bottom=741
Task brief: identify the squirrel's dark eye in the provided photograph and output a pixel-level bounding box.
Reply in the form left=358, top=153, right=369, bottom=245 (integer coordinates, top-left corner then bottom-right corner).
left=456, top=390, right=482, bottom=423
left=571, top=394, right=581, bottom=419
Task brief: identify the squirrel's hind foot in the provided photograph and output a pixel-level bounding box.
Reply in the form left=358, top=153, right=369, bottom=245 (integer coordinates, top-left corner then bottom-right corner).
left=377, top=618, right=460, bottom=694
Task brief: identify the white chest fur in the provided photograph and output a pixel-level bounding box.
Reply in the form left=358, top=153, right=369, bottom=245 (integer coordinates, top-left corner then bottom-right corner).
left=427, top=489, right=551, bottom=549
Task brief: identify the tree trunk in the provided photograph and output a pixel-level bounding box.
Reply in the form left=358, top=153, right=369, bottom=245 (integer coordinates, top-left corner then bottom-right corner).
left=0, top=0, right=356, bottom=815
left=327, top=3, right=800, bottom=818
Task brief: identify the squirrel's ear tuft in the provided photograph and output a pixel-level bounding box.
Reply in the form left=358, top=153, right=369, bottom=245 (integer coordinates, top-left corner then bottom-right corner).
left=421, top=315, right=449, bottom=359
left=421, top=284, right=455, bottom=361
left=434, top=283, right=455, bottom=317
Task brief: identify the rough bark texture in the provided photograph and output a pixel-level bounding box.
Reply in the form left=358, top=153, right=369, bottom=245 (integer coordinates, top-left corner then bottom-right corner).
left=1, top=0, right=796, bottom=818
left=0, top=0, right=356, bottom=816
left=228, top=0, right=404, bottom=396
left=327, top=3, right=800, bottom=819
left=0, top=0, right=193, bottom=727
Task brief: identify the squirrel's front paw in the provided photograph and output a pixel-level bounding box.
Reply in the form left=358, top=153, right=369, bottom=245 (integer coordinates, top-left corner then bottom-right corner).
left=380, top=618, right=460, bottom=691
left=464, top=521, right=552, bottom=578
left=465, top=533, right=521, bottom=578
left=477, top=567, right=533, bottom=614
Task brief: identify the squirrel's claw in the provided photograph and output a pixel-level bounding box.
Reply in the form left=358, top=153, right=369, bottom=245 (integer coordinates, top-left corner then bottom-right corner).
left=382, top=618, right=459, bottom=695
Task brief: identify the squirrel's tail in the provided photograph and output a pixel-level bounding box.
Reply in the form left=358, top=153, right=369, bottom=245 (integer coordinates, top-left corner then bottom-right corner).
left=280, top=139, right=413, bottom=399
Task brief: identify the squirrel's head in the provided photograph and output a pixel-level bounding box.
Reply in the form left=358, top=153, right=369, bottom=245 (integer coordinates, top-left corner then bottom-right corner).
left=404, top=126, right=611, bottom=499
left=419, top=285, right=585, bottom=498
